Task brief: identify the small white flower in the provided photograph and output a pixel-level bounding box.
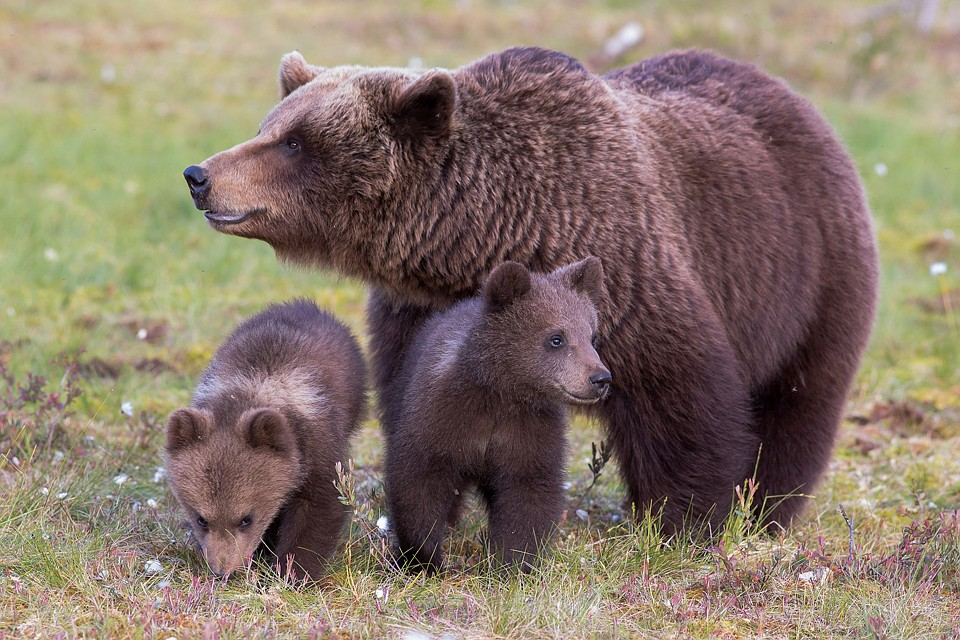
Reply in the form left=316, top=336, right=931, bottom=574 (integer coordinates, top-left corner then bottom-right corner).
left=152, top=467, right=166, bottom=483
left=375, top=587, right=385, bottom=599
left=121, top=402, right=134, bottom=417
left=798, top=567, right=829, bottom=584
left=11, top=456, right=19, bottom=466
left=604, top=22, right=645, bottom=57
left=930, top=262, right=947, bottom=276
left=41, top=488, right=49, bottom=495
left=575, top=509, right=589, bottom=521
left=144, top=559, right=163, bottom=575
left=136, top=328, right=148, bottom=340
left=5, top=308, right=13, bottom=317
left=376, top=515, right=390, bottom=532
left=561, top=481, right=572, bottom=490
left=53, top=451, right=64, bottom=461
left=100, top=65, right=117, bottom=84
left=944, top=229, right=955, bottom=240
left=147, top=499, right=158, bottom=509
left=407, top=57, right=423, bottom=69
left=57, top=492, right=68, bottom=499
left=43, top=247, right=59, bottom=262
left=156, top=579, right=171, bottom=589
left=874, top=162, right=888, bottom=177
left=113, top=473, right=130, bottom=486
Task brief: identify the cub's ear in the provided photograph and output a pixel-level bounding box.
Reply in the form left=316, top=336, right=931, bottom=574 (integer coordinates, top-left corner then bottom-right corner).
left=279, top=51, right=323, bottom=98
left=483, top=261, right=532, bottom=312
left=241, top=408, right=296, bottom=456
left=389, top=69, right=457, bottom=142
left=166, top=409, right=213, bottom=454
left=553, top=256, right=606, bottom=306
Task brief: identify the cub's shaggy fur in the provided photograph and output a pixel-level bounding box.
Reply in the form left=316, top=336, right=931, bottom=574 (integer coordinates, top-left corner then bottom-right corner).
left=185, top=47, right=878, bottom=532
left=165, top=300, right=366, bottom=580
left=385, top=258, right=610, bottom=572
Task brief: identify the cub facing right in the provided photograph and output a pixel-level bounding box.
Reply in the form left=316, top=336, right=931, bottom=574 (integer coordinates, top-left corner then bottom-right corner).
left=384, top=257, right=611, bottom=572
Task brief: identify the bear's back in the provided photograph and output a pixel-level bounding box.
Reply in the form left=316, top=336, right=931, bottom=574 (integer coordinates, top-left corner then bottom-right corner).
left=194, top=300, right=366, bottom=441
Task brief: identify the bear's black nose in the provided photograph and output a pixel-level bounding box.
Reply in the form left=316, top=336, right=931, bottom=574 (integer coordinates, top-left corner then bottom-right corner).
left=590, top=370, right=612, bottom=390
left=183, top=165, right=209, bottom=197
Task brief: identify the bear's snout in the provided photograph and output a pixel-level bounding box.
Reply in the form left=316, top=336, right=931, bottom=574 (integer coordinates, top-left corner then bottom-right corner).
left=183, top=165, right=210, bottom=203
left=589, top=369, right=612, bottom=397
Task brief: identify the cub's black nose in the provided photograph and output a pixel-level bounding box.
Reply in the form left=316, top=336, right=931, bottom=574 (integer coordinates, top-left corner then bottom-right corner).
left=589, top=371, right=612, bottom=389
left=183, top=165, right=208, bottom=197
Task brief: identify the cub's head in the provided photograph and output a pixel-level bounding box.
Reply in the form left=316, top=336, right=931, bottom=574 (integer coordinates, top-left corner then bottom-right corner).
left=164, top=407, right=302, bottom=578
left=477, top=257, right=611, bottom=405
left=183, top=51, right=457, bottom=272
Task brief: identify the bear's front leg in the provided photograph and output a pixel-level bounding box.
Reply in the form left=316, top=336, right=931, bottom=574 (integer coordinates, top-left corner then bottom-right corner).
left=271, top=485, right=348, bottom=582
left=482, top=468, right=566, bottom=573
left=385, top=452, right=462, bottom=574
left=366, top=288, right=435, bottom=431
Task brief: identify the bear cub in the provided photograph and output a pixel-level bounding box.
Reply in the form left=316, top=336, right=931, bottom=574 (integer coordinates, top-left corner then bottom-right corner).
left=165, top=299, right=366, bottom=581
left=385, top=257, right=611, bottom=572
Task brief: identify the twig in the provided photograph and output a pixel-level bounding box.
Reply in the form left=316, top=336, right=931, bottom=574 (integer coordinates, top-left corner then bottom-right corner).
left=572, top=440, right=611, bottom=511
left=838, top=503, right=856, bottom=567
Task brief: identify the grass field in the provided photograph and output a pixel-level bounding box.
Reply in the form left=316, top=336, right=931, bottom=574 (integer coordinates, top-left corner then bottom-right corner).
left=2, top=0, right=960, bottom=637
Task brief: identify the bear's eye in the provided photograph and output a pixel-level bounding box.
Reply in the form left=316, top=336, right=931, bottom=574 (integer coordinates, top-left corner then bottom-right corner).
left=196, top=515, right=209, bottom=530
left=283, top=137, right=301, bottom=152
left=239, top=515, right=252, bottom=528
left=548, top=334, right=566, bottom=349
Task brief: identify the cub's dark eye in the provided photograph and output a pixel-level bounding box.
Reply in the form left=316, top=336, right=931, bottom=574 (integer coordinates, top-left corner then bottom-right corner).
left=283, top=138, right=301, bottom=152
left=196, top=515, right=208, bottom=529
left=548, top=334, right=566, bottom=349
left=239, top=515, right=252, bottom=528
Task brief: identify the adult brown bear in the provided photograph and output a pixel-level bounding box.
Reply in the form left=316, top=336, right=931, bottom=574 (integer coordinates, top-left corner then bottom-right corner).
left=183, top=46, right=878, bottom=533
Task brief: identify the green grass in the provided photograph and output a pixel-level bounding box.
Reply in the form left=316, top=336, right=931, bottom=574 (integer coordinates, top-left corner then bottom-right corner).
left=2, top=0, right=960, bottom=637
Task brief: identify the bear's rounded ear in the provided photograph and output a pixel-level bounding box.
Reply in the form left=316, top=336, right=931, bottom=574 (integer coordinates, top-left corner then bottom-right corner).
left=166, top=408, right=212, bottom=454
left=389, top=69, right=457, bottom=143
left=241, top=408, right=296, bottom=456
left=279, top=51, right=323, bottom=98
left=554, top=256, right=606, bottom=306
left=483, top=261, right=532, bottom=312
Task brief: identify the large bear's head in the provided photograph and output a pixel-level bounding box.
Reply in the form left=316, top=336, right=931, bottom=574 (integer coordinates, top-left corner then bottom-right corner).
left=183, top=51, right=457, bottom=274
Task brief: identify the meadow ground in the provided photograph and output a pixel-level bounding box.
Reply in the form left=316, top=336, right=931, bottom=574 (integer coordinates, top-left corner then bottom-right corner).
left=1, top=1, right=959, bottom=637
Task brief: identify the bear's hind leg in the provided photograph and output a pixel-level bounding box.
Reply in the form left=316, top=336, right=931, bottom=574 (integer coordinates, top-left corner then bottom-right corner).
left=752, top=306, right=873, bottom=529
left=602, top=345, right=759, bottom=536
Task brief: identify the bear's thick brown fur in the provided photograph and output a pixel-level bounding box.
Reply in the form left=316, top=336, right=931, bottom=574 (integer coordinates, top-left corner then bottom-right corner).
left=165, top=300, right=366, bottom=580
left=184, top=47, right=878, bottom=532
left=385, top=258, right=610, bottom=572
